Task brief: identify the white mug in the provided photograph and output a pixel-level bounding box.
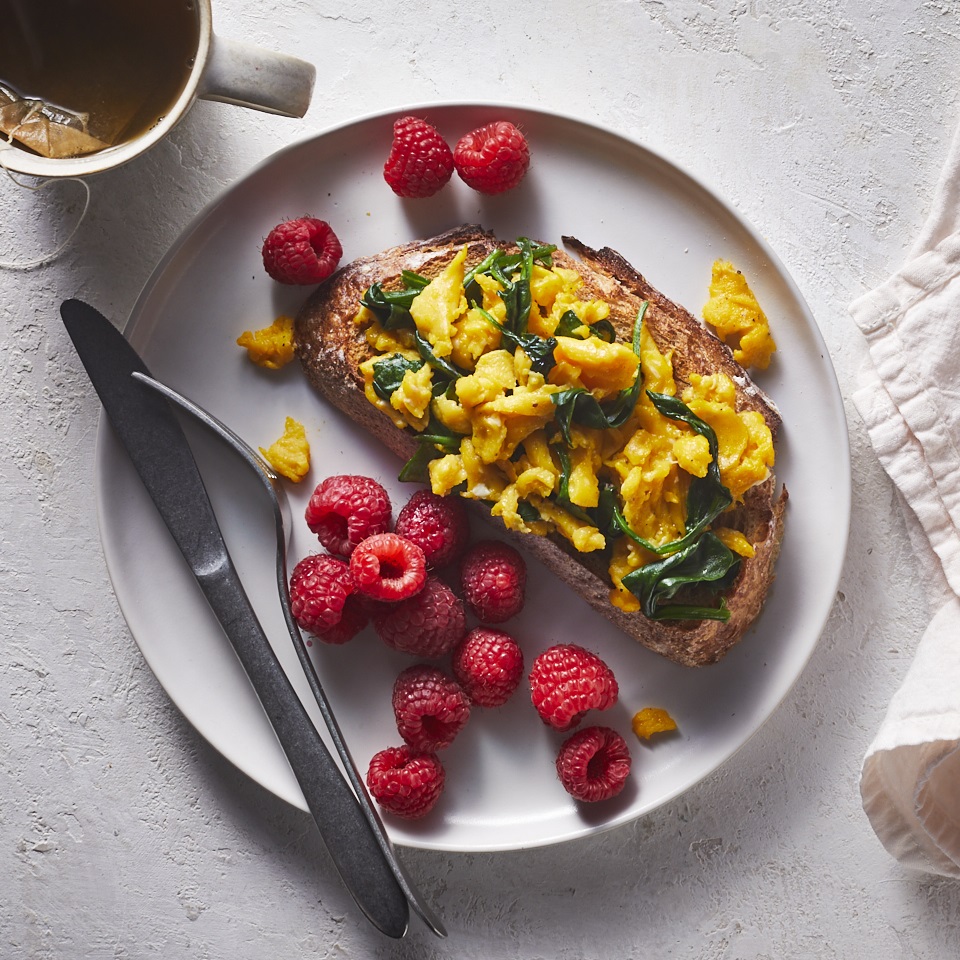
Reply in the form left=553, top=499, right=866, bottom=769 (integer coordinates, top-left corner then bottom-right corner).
left=0, top=0, right=315, bottom=178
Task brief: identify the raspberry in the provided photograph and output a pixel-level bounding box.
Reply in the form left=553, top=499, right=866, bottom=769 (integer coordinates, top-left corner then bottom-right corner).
left=556, top=726, right=632, bottom=803
left=261, top=217, right=343, bottom=285
left=350, top=533, right=427, bottom=601
left=451, top=627, right=524, bottom=707
left=366, top=745, right=445, bottom=819
left=394, top=490, right=470, bottom=567
left=383, top=116, right=454, bottom=199
left=392, top=665, right=470, bottom=752
left=460, top=540, right=526, bottom=623
left=305, top=475, right=392, bottom=557
left=453, top=120, right=530, bottom=195
left=288, top=553, right=368, bottom=644
left=528, top=643, right=618, bottom=731
left=374, top=575, right=466, bottom=658
left=311, top=601, right=368, bottom=645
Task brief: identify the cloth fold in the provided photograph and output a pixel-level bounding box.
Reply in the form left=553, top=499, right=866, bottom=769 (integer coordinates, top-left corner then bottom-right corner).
left=853, top=117, right=960, bottom=878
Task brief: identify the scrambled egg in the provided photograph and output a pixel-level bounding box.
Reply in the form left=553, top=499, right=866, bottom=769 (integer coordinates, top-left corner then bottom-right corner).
left=237, top=315, right=296, bottom=369
left=702, top=260, right=776, bottom=370
left=632, top=707, right=678, bottom=740
left=358, top=245, right=775, bottom=610
left=259, top=417, right=310, bottom=482
left=682, top=373, right=774, bottom=501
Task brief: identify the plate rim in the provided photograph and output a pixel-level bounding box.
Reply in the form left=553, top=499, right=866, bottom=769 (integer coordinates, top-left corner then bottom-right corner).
left=94, top=100, right=852, bottom=852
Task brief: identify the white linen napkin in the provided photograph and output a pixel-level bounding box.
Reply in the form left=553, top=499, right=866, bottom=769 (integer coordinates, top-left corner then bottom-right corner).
left=852, top=118, right=960, bottom=878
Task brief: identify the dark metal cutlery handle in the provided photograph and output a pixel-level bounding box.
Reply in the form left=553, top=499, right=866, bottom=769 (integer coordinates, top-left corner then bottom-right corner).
left=198, top=564, right=410, bottom=938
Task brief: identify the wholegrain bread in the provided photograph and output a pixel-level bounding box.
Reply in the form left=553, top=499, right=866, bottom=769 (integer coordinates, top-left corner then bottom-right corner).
left=295, top=225, right=787, bottom=666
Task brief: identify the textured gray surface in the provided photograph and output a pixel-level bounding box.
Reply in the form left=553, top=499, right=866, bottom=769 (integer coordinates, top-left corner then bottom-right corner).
left=3, top=1, right=960, bottom=956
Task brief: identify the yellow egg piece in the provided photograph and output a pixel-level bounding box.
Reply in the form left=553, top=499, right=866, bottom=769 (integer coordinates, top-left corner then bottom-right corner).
left=703, top=259, right=776, bottom=370
left=638, top=323, right=676, bottom=395
left=535, top=498, right=606, bottom=553
left=713, top=526, right=756, bottom=558
left=236, top=315, right=295, bottom=370
left=428, top=453, right=467, bottom=496
left=363, top=314, right=417, bottom=356
left=682, top=373, right=774, bottom=501
left=432, top=392, right=473, bottom=435
left=632, top=707, right=678, bottom=740
left=390, top=363, right=433, bottom=425
left=451, top=305, right=502, bottom=370
left=410, top=245, right=468, bottom=358
left=456, top=349, right=517, bottom=407
left=551, top=336, right=639, bottom=393
left=529, top=263, right=565, bottom=309
left=259, top=417, right=310, bottom=482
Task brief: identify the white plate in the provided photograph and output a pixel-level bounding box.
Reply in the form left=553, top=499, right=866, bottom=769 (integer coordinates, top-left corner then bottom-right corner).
left=96, top=103, right=850, bottom=852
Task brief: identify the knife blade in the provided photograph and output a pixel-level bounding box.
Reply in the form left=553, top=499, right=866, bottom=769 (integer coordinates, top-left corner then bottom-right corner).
left=61, top=298, right=410, bottom=939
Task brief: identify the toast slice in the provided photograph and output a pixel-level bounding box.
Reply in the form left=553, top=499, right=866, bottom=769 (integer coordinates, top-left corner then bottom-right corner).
left=295, top=225, right=787, bottom=666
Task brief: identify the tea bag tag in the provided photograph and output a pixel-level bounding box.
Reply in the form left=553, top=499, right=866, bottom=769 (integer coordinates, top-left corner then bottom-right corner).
left=0, top=154, right=90, bottom=270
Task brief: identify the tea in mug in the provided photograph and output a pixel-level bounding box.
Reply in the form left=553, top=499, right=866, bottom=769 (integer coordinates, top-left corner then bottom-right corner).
left=0, top=0, right=200, bottom=158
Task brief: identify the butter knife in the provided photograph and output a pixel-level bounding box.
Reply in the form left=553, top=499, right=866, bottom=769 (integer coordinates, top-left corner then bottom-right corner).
left=61, top=298, right=415, bottom=939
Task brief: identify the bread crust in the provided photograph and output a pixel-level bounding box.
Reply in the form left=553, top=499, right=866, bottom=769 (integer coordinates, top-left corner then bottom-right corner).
left=295, top=225, right=786, bottom=667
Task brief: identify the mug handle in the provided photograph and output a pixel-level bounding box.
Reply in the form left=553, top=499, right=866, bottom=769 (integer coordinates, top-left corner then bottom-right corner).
left=198, top=35, right=315, bottom=118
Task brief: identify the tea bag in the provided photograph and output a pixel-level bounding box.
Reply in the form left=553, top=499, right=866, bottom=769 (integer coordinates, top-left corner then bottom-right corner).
left=0, top=83, right=109, bottom=159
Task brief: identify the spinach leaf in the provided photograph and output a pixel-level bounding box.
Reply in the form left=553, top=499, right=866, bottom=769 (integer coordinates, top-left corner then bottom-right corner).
left=361, top=273, right=428, bottom=331
left=524, top=241, right=557, bottom=270
left=511, top=237, right=536, bottom=334
left=397, top=416, right=463, bottom=483
left=463, top=248, right=501, bottom=292
left=477, top=307, right=558, bottom=376
left=517, top=500, right=541, bottom=524
left=555, top=310, right=588, bottom=338
left=550, top=389, right=612, bottom=444
left=620, top=532, right=739, bottom=621
left=588, top=319, right=617, bottom=343
left=416, top=415, right=463, bottom=451
left=605, top=300, right=647, bottom=423
left=555, top=310, right=616, bottom=343
left=431, top=377, right=452, bottom=398
left=413, top=331, right=466, bottom=382
left=371, top=355, right=424, bottom=402
left=549, top=302, right=648, bottom=443
left=464, top=241, right=556, bottom=295
left=489, top=252, right=524, bottom=331
left=471, top=238, right=553, bottom=334
left=516, top=334, right=558, bottom=376
left=398, top=443, right=442, bottom=483
left=401, top=270, right=430, bottom=289
left=595, top=482, right=620, bottom=540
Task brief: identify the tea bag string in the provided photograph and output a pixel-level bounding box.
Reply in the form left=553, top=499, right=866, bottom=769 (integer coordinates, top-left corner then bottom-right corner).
left=0, top=155, right=90, bottom=270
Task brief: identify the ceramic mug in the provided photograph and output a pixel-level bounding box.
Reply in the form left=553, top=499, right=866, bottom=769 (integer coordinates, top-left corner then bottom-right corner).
left=0, top=0, right=315, bottom=178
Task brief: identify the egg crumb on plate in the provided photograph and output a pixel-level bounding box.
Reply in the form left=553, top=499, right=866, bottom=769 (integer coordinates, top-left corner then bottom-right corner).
left=631, top=707, right=678, bottom=740
left=259, top=416, right=310, bottom=482
left=237, top=314, right=296, bottom=369
left=702, top=260, right=776, bottom=370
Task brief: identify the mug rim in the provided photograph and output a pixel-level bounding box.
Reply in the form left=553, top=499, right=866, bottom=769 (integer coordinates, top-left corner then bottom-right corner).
left=0, top=0, right=213, bottom=179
